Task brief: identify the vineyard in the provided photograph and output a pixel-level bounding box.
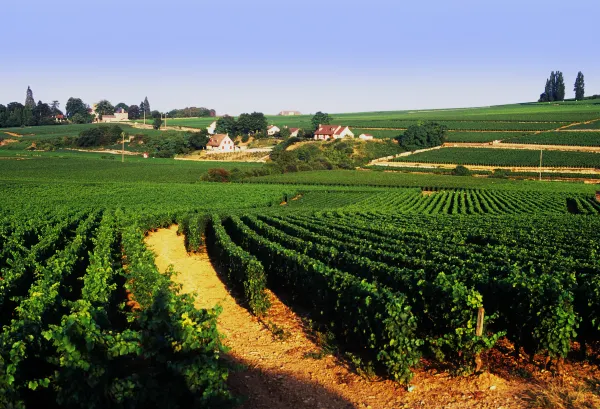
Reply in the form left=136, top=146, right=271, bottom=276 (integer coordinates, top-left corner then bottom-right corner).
left=392, top=147, right=600, bottom=168
left=506, top=131, right=600, bottom=146
left=197, top=205, right=600, bottom=383
left=446, top=131, right=532, bottom=143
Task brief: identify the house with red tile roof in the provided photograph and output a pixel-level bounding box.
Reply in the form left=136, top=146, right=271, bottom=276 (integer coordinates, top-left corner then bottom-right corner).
left=267, top=125, right=280, bottom=136
left=207, top=134, right=235, bottom=152
left=314, top=125, right=354, bottom=141
left=289, top=128, right=300, bottom=137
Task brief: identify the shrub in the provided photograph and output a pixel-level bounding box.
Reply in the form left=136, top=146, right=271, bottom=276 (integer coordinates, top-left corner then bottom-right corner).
left=451, top=165, right=472, bottom=176
left=201, top=168, right=231, bottom=182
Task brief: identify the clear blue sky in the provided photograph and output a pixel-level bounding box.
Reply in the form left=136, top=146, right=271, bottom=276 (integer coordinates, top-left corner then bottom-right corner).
left=2, top=0, right=598, bottom=115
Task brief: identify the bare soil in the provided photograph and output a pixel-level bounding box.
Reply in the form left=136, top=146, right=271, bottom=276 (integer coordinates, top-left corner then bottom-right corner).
left=145, top=226, right=600, bottom=409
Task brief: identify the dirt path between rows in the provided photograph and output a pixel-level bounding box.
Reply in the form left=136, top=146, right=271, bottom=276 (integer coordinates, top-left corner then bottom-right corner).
left=144, top=226, right=600, bottom=409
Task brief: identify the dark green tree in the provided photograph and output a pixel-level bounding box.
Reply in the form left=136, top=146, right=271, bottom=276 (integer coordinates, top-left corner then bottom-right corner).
left=395, top=121, right=447, bottom=149
left=95, top=100, right=115, bottom=116
left=236, top=112, right=267, bottom=135
left=25, top=86, right=35, bottom=108
left=50, top=100, right=62, bottom=116
left=115, top=102, right=129, bottom=111
left=574, top=72, right=585, bottom=100
left=215, top=115, right=237, bottom=135
left=549, top=71, right=557, bottom=101
left=186, top=129, right=210, bottom=150
left=555, top=71, right=565, bottom=101
left=153, top=117, right=162, bottom=130
left=128, top=105, right=141, bottom=120
left=311, top=111, right=332, bottom=130
left=143, top=97, right=151, bottom=115
left=66, top=97, right=89, bottom=118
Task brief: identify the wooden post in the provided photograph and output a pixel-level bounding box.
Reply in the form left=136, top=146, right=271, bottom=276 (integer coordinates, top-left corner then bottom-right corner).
left=476, top=307, right=485, bottom=337
left=475, top=307, right=485, bottom=372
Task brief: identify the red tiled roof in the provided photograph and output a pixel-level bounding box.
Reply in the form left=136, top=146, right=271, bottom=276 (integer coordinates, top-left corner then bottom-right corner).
left=290, top=128, right=299, bottom=133
left=316, top=125, right=349, bottom=136
left=208, top=134, right=229, bottom=147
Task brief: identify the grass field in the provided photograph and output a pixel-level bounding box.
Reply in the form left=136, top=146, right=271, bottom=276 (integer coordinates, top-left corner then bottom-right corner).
left=506, top=131, right=600, bottom=146
left=393, top=147, right=600, bottom=168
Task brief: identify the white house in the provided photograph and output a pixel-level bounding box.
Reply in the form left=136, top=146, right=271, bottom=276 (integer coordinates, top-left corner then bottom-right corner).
left=278, top=110, right=301, bottom=116
left=314, top=125, right=354, bottom=140
left=96, top=107, right=129, bottom=123
left=267, top=125, right=280, bottom=136
left=359, top=133, right=374, bottom=140
left=207, top=134, right=235, bottom=152
left=207, top=121, right=217, bottom=135
left=289, top=128, right=300, bottom=137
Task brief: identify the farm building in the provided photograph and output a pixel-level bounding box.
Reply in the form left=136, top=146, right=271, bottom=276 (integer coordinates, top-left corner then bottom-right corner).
left=278, top=110, right=301, bottom=116
left=207, top=134, right=235, bottom=152
left=207, top=121, right=217, bottom=135
left=359, top=133, right=374, bottom=140
left=97, top=107, right=129, bottom=123
left=267, top=125, right=280, bottom=136
left=289, top=128, right=300, bottom=137
left=314, top=125, right=354, bottom=140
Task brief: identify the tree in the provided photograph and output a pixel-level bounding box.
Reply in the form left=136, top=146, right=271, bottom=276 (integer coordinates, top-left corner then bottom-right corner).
left=71, top=113, right=90, bottom=124
left=186, top=129, right=210, bottom=150
left=25, top=86, right=35, bottom=108
left=215, top=115, right=237, bottom=135
left=128, top=105, right=141, bottom=120
left=555, top=71, right=565, bottom=101
left=66, top=97, right=89, bottom=118
left=142, top=97, right=151, bottom=115
left=395, top=121, right=447, bottom=149
left=95, top=100, right=115, bottom=116
left=236, top=112, right=267, bottom=135
left=115, top=102, right=129, bottom=111
left=311, top=111, right=332, bottom=130
left=33, top=101, right=53, bottom=124
left=50, top=100, right=62, bottom=116
left=153, top=117, right=163, bottom=130
left=574, top=72, right=585, bottom=100
left=279, top=127, right=291, bottom=139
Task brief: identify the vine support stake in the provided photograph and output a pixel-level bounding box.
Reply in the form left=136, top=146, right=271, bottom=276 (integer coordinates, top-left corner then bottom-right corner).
left=476, top=307, right=485, bottom=337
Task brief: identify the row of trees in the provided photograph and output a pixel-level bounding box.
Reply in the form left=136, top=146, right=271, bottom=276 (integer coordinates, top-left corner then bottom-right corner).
left=168, top=107, right=216, bottom=118
left=539, top=71, right=585, bottom=102
left=215, top=112, right=268, bottom=136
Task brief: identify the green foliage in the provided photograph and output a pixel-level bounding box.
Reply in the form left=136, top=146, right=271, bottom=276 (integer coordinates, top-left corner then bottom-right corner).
left=393, top=147, right=600, bottom=168
left=311, top=111, right=333, bottom=130
left=215, top=115, right=236, bottom=135
left=152, top=117, right=162, bottom=130
left=236, top=112, right=267, bottom=135
left=66, top=97, right=90, bottom=118
left=574, top=72, right=585, bottom=100
left=451, top=165, right=471, bottom=176
left=76, top=125, right=124, bottom=147
left=206, top=215, right=270, bottom=315
left=95, top=99, right=115, bottom=116
left=395, top=121, right=447, bottom=149
left=201, top=168, right=232, bottom=182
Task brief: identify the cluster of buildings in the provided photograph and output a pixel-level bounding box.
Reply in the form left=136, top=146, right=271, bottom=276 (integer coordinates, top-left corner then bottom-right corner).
left=93, top=106, right=129, bottom=123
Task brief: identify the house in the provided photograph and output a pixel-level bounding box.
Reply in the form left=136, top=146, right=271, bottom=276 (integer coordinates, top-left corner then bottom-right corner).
left=359, top=133, right=374, bottom=140
left=289, top=128, right=300, bottom=137
left=267, top=125, right=280, bottom=136
left=207, top=134, right=235, bottom=152
left=207, top=121, right=217, bottom=135
left=314, top=125, right=354, bottom=140
left=54, top=114, right=65, bottom=123
left=97, top=107, right=129, bottom=123
left=278, top=110, right=301, bottom=116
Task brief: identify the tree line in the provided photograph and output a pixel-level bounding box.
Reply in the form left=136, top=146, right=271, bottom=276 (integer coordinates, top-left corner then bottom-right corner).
left=539, top=71, right=587, bottom=102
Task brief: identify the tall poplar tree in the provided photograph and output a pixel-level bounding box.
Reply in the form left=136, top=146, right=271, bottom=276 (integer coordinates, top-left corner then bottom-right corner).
left=25, top=86, right=35, bottom=108
left=143, top=97, right=151, bottom=115
left=574, top=72, right=585, bottom=100
left=555, top=71, right=565, bottom=101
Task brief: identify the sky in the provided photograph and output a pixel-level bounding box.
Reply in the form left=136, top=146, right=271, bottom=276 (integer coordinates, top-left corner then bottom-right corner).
left=1, top=0, right=599, bottom=115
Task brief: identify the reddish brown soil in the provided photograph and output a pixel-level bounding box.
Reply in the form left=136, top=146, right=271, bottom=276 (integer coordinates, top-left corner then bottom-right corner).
left=145, top=226, right=600, bottom=409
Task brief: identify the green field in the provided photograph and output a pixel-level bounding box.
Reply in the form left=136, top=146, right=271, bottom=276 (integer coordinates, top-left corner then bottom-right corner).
left=567, top=120, right=600, bottom=130
left=393, top=147, right=600, bottom=168
left=506, top=131, right=600, bottom=146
